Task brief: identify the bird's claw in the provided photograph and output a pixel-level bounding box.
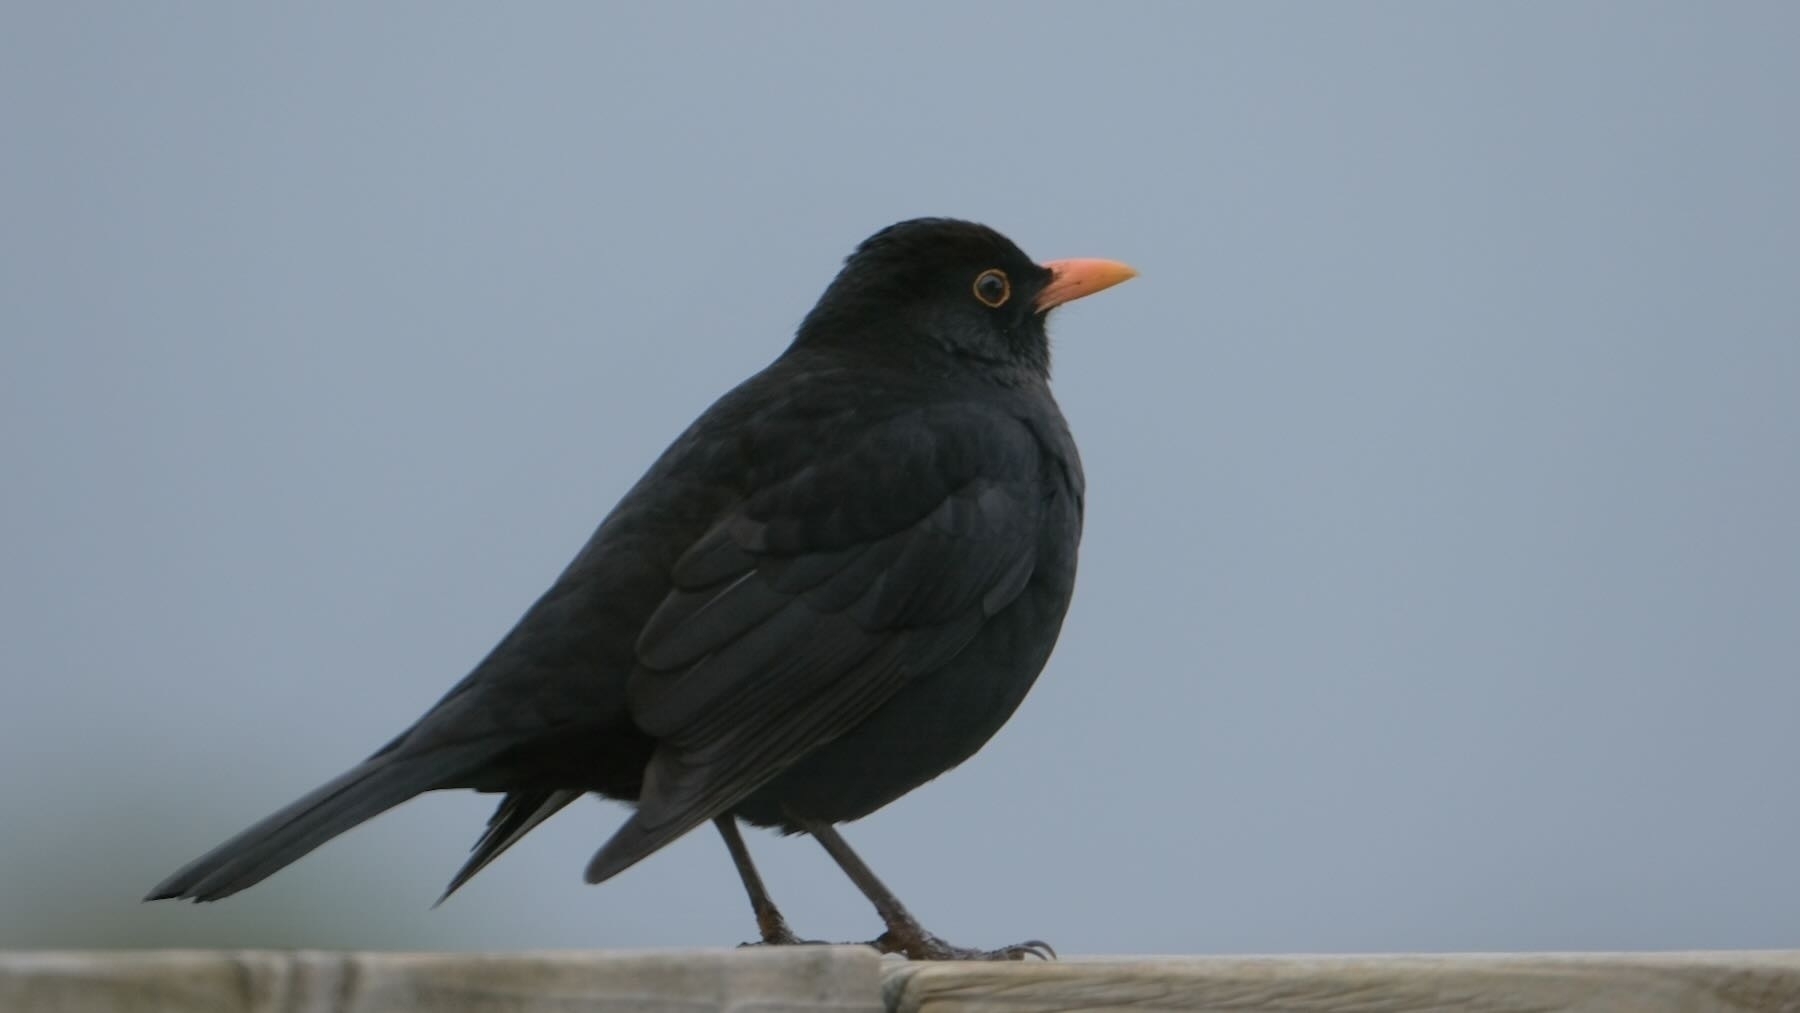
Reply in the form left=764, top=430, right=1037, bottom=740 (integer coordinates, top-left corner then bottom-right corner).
left=868, top=929, right=1056, bottom=962
left=736, top=925, right=832, bottom=948
left=1006, top=939, right=1058, bottom=961
left=737, top=938, right=835, bottom=948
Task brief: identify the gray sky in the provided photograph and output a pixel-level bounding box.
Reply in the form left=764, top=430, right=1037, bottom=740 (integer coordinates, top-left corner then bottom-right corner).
left=4, top=3, right=1798, bottom=956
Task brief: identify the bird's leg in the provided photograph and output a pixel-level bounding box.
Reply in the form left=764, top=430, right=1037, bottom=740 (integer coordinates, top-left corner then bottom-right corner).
left=799, top=818, right=1054, bottom=962
left=713, top=815, right=823, bottom=947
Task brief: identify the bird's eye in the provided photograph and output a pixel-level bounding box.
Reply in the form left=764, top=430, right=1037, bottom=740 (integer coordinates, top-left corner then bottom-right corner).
left=972, top=269, right=1011, bottom=308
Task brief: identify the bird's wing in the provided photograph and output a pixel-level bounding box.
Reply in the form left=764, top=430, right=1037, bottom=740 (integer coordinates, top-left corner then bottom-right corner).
left=585, top=404, right=1048, bottom=883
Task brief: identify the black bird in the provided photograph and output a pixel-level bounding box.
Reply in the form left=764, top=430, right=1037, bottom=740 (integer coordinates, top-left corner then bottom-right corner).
left=147, top=218, right=1136, bottom=960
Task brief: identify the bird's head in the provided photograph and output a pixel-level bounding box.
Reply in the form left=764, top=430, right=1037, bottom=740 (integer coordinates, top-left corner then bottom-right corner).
left=795, top=218, right=1136, bottom=378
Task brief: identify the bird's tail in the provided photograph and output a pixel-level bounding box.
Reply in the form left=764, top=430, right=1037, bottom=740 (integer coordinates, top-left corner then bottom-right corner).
left=145, top=742, right=506, bottom=902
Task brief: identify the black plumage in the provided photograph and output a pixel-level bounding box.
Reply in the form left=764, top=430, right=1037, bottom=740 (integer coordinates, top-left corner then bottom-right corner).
left=147, top=218, right=1135, bottom=960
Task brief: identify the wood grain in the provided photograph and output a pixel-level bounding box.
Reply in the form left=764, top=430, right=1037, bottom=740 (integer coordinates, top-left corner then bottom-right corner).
left=882, top=952, right=1800, bottom=1013
left=6, top=949, right=1799, bottom=1012
left=0, top=947, right=885, bottom=1013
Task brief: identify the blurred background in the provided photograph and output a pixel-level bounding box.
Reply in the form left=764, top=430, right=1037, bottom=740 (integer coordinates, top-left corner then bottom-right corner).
left=3, top=3, right=1797, bottom=956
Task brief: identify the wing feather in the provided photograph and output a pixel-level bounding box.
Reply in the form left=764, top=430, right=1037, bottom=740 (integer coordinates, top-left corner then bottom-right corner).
left=588, top=406, right=1049, bottom=883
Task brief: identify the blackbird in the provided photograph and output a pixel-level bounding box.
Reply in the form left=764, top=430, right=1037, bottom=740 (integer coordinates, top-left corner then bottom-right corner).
left=147, top=218, right=1136, bottom=961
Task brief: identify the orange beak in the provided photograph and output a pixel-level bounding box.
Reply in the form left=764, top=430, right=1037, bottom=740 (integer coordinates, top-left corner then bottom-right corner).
left=1035, top=258, right=1139, bottom=311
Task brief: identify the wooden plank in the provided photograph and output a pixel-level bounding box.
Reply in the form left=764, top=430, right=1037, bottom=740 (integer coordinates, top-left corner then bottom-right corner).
left=0, top=947, right=886, bottom=1013
left=882, top=952, right=1800, bottom=1013
left=7, top=949, right=1800, bottom=1012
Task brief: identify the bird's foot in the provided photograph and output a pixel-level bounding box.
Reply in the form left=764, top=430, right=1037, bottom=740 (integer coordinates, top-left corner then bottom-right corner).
left=735, top=906, right=830, bottom=948
left=736, top=931, right=833, bottom=948
left=868, top=928, right=1055, bottom=962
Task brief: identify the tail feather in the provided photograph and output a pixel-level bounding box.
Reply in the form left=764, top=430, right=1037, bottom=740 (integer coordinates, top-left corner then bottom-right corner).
left=146, top=743, right=503, bottom=902
left=435, top=789, right=582, bottom=906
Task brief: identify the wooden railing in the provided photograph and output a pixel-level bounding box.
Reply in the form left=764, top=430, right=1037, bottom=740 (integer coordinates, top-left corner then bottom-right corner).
left=5, top=947, right=1799, bottom=1011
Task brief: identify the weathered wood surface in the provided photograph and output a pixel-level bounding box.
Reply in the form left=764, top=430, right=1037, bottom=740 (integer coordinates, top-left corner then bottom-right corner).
left=883, top=951, right=1800, bottom=1012
left=0, top=947, right=884, bottom=1013
left=5, top=949, right=1800, bottom=1012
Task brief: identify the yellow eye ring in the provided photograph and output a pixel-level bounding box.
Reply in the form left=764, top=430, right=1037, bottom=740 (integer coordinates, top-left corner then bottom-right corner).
left=972, top=268, right=1011, bottom=308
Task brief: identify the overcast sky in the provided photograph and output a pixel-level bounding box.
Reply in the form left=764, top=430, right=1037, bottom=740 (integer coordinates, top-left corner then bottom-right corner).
left=4, top=3, right=1798, bottom=956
